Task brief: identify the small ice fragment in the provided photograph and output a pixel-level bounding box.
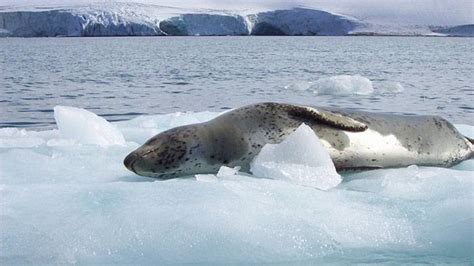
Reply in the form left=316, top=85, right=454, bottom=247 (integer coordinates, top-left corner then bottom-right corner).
left=54, top=106, right=125, bottom=146
left=250, top=123, right=342, bottom=190
left=195, top=166, right=240, bottom=182
left=195, top=174, right=218, bottom=182
left=216, top=166, right=241, bottom=177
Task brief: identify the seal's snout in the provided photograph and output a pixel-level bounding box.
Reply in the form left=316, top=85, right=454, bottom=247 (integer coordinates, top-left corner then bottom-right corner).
left=124, top=152, right=138, bottom=172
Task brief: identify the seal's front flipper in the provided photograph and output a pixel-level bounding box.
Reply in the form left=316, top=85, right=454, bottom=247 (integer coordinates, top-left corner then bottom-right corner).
left=287, top=105, right=368, bottom=132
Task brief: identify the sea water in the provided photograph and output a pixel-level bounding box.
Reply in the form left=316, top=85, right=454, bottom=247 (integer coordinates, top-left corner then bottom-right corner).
left=0, top=36, right=473, bottom=264
left=0, top=36, right=473, bottom=127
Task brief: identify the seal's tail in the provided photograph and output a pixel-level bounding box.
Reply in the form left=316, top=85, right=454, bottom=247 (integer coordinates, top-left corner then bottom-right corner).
left=466, top=136, right=474, bottom=159
left=467, top=136, right=474, bottom=145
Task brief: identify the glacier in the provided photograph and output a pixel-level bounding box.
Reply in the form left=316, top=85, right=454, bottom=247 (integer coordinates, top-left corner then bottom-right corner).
left=1, top=2, right=471, bottom=37
left=0, top=106, right=473, bottom=264
left=0, top=3, right=359, bottom=37
left=0, top=3, right=166, bottom=37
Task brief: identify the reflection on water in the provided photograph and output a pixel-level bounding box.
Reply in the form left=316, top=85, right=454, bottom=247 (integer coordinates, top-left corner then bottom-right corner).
left=0, top=36, right=473, bottom=128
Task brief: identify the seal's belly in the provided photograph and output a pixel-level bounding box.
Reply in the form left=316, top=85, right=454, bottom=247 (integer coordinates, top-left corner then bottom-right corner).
left=312, top=113, right=471, bottom=170
left=321, top=129, right=423, bottom=169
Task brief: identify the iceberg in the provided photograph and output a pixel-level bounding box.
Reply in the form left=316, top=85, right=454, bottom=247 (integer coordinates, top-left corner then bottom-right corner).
left=0, top=106, right=473, bottom=264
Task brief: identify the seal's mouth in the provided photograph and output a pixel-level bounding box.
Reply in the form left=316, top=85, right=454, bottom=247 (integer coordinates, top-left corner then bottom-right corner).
left=124, top=149, right=157, bottom=174
left=123, top=152, right=138, bottom=173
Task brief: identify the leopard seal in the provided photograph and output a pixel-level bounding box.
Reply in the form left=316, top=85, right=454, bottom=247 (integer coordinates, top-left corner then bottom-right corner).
left=124, top=102, right=473, bottom=178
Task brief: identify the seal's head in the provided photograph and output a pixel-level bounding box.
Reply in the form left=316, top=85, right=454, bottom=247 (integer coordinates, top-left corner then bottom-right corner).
left=124, top=125, right=205, bottom=179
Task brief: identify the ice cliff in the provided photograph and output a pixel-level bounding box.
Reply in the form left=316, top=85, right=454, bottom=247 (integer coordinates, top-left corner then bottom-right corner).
left=0, top=3, right=472, bottom=37
left=0, top=3, right=357, bottom=37
left=0, top=3, right=166, bottom=37
left=249, top=8, right=359, bottom=36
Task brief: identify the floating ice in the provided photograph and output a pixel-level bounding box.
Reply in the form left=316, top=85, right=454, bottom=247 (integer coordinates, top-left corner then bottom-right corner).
left=311, top=75, right=374, bottom=95
left=54, top=106, right=125, bottom=146
left=0, top=109, right=473, bottom=264
left=374, top=80, right=405, bottom=93
left=250, top=123, right=342, bottom=190
left=285, top=76, right=405, bottom=95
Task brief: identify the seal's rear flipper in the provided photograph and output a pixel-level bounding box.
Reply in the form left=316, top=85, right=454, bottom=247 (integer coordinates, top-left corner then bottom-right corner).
left=287, top=105, right=368, bottom=132
left=466, top=136, right=474, bottom=145
left=465, top=136, right=474, bottom=159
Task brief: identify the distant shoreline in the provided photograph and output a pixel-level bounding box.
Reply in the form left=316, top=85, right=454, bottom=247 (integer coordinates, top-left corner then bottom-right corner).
left=1, top=35, right=472, bottom=39
left=1, top=5, right=472, bottom=38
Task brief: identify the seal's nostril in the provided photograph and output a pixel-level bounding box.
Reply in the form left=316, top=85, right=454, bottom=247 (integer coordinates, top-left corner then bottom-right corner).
left=124, top=152, right=138, bottom=172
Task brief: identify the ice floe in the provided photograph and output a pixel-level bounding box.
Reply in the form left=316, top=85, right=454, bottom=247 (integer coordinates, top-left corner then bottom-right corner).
left=0, top=106, right=472, bottom=264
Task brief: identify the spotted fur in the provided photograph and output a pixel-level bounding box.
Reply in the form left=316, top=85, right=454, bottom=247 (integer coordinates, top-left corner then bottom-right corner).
left=124, top=102, right=474, bottom=179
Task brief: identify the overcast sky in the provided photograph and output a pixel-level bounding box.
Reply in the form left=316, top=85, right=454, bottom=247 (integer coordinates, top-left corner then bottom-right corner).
left=1, top=0, right=472, bottom=25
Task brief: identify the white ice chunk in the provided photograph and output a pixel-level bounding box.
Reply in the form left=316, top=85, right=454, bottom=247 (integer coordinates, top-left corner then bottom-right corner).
left=54, top=106, right=125, bottom=146
left=311, top=75, right=373, bottom=95
left=217, top=166, right=241, bottom=177
left=195, top=174, right=218, bottom=182
left=250, top=123, right=342, bottom=190
left=195, top=166, right=240, bottom=182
